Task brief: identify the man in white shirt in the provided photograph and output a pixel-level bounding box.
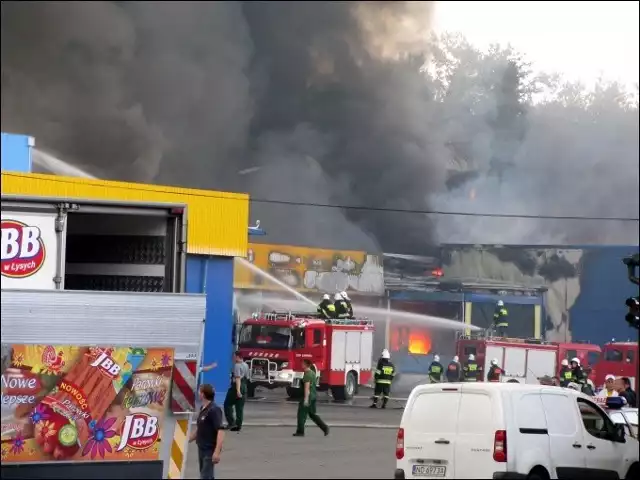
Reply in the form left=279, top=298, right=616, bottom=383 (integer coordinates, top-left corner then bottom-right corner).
left=596, top=374, right=619, bottom=398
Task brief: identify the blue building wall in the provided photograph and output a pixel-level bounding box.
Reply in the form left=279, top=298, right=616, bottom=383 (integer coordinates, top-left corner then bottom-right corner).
left=1, top=132, right=34, bottom=172
left=570, top=246, right=639, bottom=345
left=186, top=255, right=235, bottom=399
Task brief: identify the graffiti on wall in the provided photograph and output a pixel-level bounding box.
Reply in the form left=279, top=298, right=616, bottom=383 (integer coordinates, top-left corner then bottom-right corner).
left=234, top=243, right=384, bottom=295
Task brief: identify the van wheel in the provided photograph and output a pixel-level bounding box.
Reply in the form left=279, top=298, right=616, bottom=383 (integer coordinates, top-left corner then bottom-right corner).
left=527, top=467, right=550, bottom=480
left=626, top=463, right=639, bottom=480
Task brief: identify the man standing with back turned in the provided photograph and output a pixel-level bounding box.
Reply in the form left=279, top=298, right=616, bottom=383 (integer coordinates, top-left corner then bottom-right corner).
left=190, top=384, right=225, bottom=480
left=294, top=359, right=329, bottom=437
left=224, top=352, right=248, bottom=432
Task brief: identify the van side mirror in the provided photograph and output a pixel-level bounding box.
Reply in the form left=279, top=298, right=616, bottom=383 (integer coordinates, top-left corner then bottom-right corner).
left=613, top=423, right=626, bottom=443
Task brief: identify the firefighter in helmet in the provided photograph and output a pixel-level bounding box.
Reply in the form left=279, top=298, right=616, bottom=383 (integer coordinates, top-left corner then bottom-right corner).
left=371, top=349, right=396, bottom=409
left=340, top=291, right=354, bottom=319
left=446, top=355, right=462, bottom=382
left=493, top=300, right=509, bottom=337
left=334, top=293, right=349, bottom=319
left=570, top=357, right=586, bottom=387
left=317, top=294, right=336, bottom=320
left=427, top=355, right=444, bottom=383
left=487, top=358, right=503, bottom=382
left=463, top=353, right=480, bottom=382
left=559, top=358, right=573, bottom=387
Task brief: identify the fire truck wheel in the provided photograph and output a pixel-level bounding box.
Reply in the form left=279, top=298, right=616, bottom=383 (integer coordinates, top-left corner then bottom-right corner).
left=345, top=371, right=357, bottom=399
left=247, top=382, right=256, bottom=398
left=286, top=386, right=303, bottom=399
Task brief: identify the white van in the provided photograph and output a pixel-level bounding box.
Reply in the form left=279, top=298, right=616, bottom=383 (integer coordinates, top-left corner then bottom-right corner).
left=395, top=383, right=639, bottom=479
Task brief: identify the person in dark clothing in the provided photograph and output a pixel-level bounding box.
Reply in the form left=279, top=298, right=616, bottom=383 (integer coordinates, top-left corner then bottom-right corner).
left=463, top=354, right=480, bottom=382
left=618, top=377, right=637, bottom=407
left=334, top=293, right=349, bottom=319
left=446, top=356, right=462, bottom=382
left=570, top=357, right=587, bottom=386
left=340, top=291, right=354, bottom=318
left=427, top=355, right=444, bottom=383
left=190, top=384, right=225, bottom=480
left=371, top=349, right=396, bottom=409
left=317, top=294, right=336, bottom=319
left=224, top=352, right=248, bottom=432
left=492, top=300, right=509, bottom=337
left=487, top=358, right=503, bottom=382
left=559, top=359, right=573, bottom=387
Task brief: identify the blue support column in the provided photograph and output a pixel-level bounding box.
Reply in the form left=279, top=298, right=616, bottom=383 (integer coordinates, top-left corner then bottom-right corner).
left=1, top=132, right=35, bottom=173
left=186, top=255, right=234, bottom=398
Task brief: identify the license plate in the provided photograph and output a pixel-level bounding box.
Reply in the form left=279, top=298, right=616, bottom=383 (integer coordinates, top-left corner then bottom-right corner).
left=412, top=465, right=446, bottom=477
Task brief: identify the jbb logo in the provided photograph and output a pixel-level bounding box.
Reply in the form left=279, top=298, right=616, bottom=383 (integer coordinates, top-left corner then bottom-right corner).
left=1, top=220, right=46, bottom=278
left=90, top=350, right=121, bottom=379
left=117, top=414, right=159, bottom=451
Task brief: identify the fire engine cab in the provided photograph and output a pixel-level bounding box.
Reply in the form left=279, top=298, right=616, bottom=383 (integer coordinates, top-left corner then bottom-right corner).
left=456, top=334, right=602, bottom=383
left=595, top=341, right=638, bottom=392
left=237, top=311, right=374, bottom=401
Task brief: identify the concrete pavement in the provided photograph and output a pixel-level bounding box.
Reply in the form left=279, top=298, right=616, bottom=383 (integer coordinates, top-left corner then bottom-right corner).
left=185, top=427, right=396, bottom=479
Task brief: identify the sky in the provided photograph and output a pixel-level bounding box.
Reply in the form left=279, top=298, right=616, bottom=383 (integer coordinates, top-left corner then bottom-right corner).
left=434, top=1, right=640, bottom=90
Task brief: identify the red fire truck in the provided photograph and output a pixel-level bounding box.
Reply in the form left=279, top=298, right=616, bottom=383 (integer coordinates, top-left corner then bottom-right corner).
left=237, top=311, right=374, bottom=401
left=455, top=334, right=602, bottom=383
left=595, top=341, right=638, bottom=392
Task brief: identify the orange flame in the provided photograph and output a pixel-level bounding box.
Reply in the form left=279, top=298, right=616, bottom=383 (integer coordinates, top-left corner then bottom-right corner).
left=408, top=331, right=432, bottom=355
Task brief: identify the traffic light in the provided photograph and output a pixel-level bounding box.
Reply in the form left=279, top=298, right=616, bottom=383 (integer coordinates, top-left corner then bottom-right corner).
left=625, top=296, right=639, bottom=330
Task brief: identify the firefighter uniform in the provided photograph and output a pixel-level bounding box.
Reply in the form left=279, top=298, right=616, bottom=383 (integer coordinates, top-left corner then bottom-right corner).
left=463, top=354, right=480, bottom=382
left=446, top=357, right=462, bottom=382
left=487, top=359, right=503, bottom=382
left=317, top=294, right=336, bottom=319
left=294, top=362, right=329, bottom=437
left=340, top=291, right=354, bottom=319
left=493, top=300, right=509, bottom=337
left=559, top=359, right=573, bottom=387
left=427, top=355, right=444, bottom=383
left=224, top=356, right=248, bottom=432
left=334, top=293, right=349, bottom=319
left=371, top=350, right=395, bottom=409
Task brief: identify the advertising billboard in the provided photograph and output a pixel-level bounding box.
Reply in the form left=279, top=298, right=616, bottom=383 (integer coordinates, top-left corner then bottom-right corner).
left=1, top=345, right=173, bottom=464
left=1, top=212, right=58, bottom=290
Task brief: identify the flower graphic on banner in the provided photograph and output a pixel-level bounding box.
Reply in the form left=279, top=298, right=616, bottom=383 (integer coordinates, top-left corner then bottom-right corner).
left=1, top=446, right=8, bottom=461
left=36, top=420, right=57, bottom=443
left=11, top=435, right=25, bottom=455
left=150, top=358, right=159, bottom=371
left=12, top=352, right=24, bottom=367
left=161, top=352, right=172, bottom=368
left=82, top=417, right=117, bottom=460
left=30, top=404, right=50, bottom=424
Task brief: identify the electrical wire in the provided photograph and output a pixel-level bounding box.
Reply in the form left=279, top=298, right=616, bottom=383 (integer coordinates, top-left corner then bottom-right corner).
left=3, top=171, right=639, bottom=222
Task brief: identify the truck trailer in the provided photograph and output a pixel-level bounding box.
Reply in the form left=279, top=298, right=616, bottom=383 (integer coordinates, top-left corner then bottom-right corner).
left=1, top=195, right=203, bottom=479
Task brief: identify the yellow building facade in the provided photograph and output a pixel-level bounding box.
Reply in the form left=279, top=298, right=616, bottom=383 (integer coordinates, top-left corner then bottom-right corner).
left=1, top=172, right=249, bottom=257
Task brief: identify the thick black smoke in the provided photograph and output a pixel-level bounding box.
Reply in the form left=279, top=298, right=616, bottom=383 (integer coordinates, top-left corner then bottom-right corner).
left=1, top=1, right=438, bottom=253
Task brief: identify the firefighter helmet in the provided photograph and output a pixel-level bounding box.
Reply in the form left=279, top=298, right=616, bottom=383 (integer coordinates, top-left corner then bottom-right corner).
left=381, top=349, right=390, bottom=359
left=453, top=355, right=459, bottom=362
left=561, top=358, right=569, bottom=367
left=334, top=293, right=342, bottom=301
left=340, top=291, right=350, bottom=301
left=433, top=355, right=440, bottom=363
left=468, top=354, right=475, bottom=361
left=491, top=358, right=498, bottom=366
left=571, top=357, right=581, bottom=366
left=497, top=300, right=504, bottom=307
left=323, top=294, right=330, bottom=301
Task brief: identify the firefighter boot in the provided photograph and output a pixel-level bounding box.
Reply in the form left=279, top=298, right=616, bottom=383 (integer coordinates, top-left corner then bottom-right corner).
left=370, top=395, right=379, bottom=408
left=381, top=394, right=389, bottom=409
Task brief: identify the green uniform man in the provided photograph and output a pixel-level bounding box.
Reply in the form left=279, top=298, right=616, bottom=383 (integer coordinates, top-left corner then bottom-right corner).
left=293, top=359, right=329, bottom=437
left=427, top=355, right=444, bottom=383
left=317, top=294, right=336, bottom=320
left=224, top=351, right=248, bottom=432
